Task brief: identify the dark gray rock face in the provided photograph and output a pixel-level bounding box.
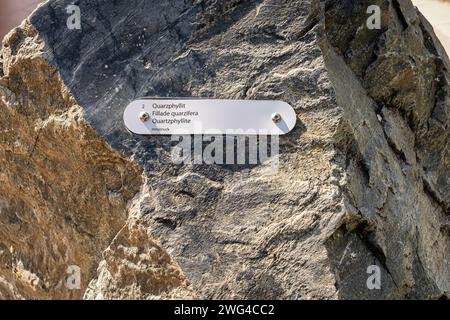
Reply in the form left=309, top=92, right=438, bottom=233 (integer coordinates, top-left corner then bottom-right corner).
left=321, top=0, right=450, bottom=298
left=31, top=0, right=202, bottom=156
left=0, top=0, right=448, bottom=299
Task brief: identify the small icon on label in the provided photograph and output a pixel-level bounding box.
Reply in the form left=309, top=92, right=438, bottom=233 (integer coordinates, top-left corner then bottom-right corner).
left=139, top=111, right=150, bottom=122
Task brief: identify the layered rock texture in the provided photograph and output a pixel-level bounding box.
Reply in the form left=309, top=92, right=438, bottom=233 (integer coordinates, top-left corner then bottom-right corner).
left=0, top=0, right=449, bottom=299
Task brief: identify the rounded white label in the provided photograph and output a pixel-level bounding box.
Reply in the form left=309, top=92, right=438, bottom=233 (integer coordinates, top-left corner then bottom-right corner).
left=123, top=99, right=297, bottom=135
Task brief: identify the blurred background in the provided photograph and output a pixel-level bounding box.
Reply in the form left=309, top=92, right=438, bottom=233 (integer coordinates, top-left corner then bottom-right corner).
left=0, top=0, right=449, bottom=53
left=0, top=0, right=43, bottom=40
left=413, top=0, right=450, bottom=52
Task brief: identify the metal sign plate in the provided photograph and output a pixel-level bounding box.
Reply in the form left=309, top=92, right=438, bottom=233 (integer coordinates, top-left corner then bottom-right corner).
left=123, top=99, right=297, bottom=135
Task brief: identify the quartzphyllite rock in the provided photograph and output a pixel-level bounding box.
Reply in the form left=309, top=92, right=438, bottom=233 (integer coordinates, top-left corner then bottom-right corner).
left=0, top=0, right=449, bottom=299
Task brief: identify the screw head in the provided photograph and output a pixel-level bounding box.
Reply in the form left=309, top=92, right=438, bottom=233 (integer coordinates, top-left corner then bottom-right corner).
left=139, top=111, right=150, bottom=122
left=271, top=113, right=282, bottom=123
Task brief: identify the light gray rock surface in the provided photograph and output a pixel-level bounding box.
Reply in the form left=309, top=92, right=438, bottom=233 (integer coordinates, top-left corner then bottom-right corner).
left=0, top=0, right=448, bottom=299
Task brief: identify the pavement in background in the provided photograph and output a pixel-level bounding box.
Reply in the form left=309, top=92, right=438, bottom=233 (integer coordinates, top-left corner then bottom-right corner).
left=413, top=0, right=450, bottom=53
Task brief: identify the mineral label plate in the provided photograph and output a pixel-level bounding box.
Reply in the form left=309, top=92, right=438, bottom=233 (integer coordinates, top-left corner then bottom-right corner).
left=123, top=99, right=297, bottom=135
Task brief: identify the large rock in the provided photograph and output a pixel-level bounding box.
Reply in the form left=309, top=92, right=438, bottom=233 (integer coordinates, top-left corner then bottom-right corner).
left=0, top=0, right=449, bottom=299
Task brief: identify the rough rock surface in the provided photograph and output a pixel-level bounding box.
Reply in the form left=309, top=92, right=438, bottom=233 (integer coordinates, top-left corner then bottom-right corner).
left=0, top=0, right=449, bottom=299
